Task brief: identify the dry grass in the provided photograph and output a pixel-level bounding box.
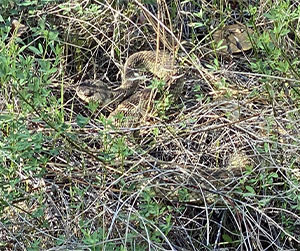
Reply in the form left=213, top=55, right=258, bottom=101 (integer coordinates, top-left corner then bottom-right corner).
left=1, top=0, right=300, bottom=250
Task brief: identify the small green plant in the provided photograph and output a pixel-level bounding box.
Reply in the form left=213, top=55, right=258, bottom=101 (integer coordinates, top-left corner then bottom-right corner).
left=136, top=189, right=174, bottom=243
left=149, top=79, right=175, bottom=120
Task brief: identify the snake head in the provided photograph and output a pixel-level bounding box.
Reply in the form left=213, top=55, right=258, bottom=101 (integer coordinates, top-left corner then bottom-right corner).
left=76, top=80, right=114, bottom=106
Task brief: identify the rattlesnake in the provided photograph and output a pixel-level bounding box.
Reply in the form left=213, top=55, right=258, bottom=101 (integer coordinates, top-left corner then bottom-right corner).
left=76, top=50, right=181, bottom=126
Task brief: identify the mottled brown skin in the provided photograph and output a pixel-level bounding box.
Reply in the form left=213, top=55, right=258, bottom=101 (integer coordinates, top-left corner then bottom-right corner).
left=76, top=51, right=179, bottom=126
left=76, top=80, right=115, bottom=105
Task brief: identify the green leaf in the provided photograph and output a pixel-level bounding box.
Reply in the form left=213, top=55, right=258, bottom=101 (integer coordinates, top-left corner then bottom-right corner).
left=245, top=186, right=256, bottom=194
left=188, top=22, right=204, bottom=28
left=193, top=10, right=203, bottom=19
left=48, top=67, right=57, bottom=74
left=264, top=142, right=270, bottom=153
left=76, top=114, right=89, bottom=128
left=269, top=172, right=278, bottom=179
left=18, top=0, right=37, bottom=6
left=222, top=234, right=233, bottom=243
left=28, top=46, right=42, bottom=55
left=38, top=43, right=43, bottom=54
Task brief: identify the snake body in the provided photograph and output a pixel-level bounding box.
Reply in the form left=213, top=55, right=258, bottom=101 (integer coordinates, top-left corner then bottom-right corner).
left=76, top=51, right=180, bottom=126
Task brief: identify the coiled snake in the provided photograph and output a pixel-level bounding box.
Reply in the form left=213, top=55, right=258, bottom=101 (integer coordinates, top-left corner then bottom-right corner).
left=76, top=50, right=181, bottom=126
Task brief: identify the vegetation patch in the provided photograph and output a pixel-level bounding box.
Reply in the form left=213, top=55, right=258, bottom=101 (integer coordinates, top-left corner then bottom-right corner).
left=0, top=0, right=299, bottom=250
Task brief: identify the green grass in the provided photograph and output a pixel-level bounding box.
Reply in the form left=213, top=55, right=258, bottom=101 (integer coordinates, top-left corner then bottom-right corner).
left=0, top=0, right=300, bottom=250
